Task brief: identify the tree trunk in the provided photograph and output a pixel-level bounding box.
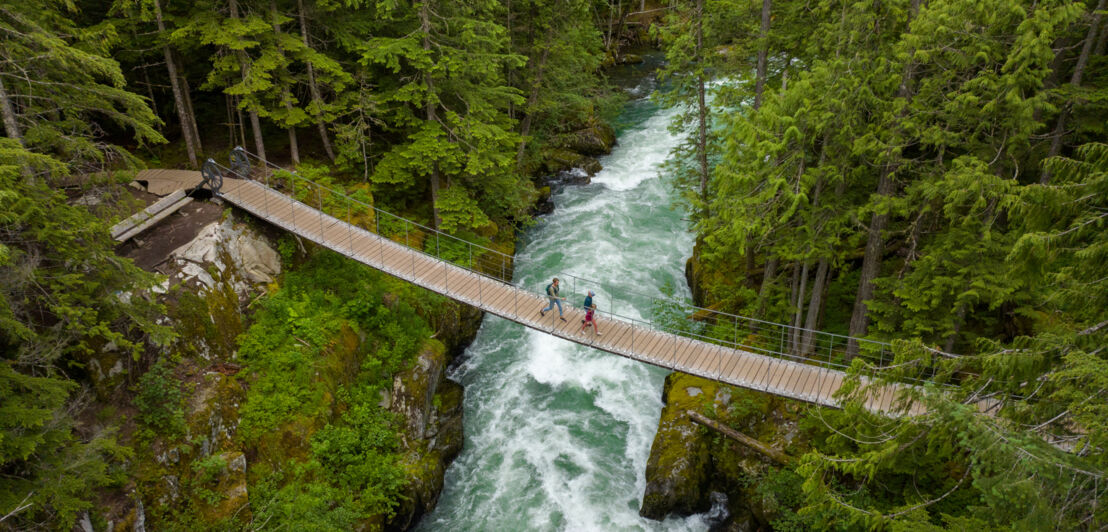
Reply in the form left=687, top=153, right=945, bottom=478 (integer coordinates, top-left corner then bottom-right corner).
left=1097, top=16, right=1108, bottom=56
left=787, top=262, right=801, bottom=352
left=421, top=0, right=442, bottom=229
left=153, top=0, right=198, bottom=168
left=753, top=0, right=771, bottom=110
left=1042, top=0, right=1104, bottom=184
left=686, top=410, right=791, bottom=465
left=297, top=0, right=336, bottom=161
left=516, top=38, right=552, bottom=165
left=846, top=169, right=894, bottom=359
left=846, top=0, right=921, bottom=359
left=230, top=0, right=266, bottom=164
left=176, top=52, right=203, bottom=154
left=780, top=56, right=792, bottom=92
left=801, top=258, right=829, bottom=355
left=695, top=0, right=710, bottom=219
left=272, top=0, right=300, bottom=164
left=943, top=304, right=967, bottom=353
left=234, top=96, right=247, bottom=149
left=0, top=77, right=23, bottom=145
left=791, top=261, right=810, bottom=354
left=756, top=256, right=778, bottom=319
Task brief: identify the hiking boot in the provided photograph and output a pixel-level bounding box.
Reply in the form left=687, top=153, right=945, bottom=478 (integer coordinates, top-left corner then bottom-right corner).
left=540, top=309, right=546, bottom=317
left=560, top=317, right=567, bottom=322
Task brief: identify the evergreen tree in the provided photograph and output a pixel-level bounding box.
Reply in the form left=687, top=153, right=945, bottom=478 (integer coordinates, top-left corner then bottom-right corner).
left=0, top=5, right=170, bottom=528
left=364, top=0, right=530, bottom=232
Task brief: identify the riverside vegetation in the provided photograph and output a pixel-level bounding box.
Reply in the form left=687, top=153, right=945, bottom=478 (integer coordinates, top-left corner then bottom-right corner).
left=0, top=0, right=631, bottom=528
left=1, top=0, right=1106, bottom=531
left=643, top=0, right=1108, bottom=530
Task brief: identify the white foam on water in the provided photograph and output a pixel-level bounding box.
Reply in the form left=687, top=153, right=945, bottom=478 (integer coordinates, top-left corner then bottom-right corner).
left=591, top=105, right=684, bottom=192
left=419, top=94, right=710, bottom=531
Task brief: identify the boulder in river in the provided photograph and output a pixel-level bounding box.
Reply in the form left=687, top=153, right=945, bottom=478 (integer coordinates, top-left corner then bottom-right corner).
left=563, top=122, right=616, bottom=157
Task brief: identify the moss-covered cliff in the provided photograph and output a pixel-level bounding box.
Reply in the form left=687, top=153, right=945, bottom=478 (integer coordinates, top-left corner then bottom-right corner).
left=81, top=210, right=485, bottom=531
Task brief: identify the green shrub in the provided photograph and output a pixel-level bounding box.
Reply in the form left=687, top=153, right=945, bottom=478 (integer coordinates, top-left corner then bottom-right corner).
left=133, top=359, right=185, bottom=436
left=311, top=401, right=406, bottom=518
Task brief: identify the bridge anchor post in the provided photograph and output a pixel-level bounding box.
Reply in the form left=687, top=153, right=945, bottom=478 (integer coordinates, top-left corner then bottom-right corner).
left=200, top=159, right=223, bottom=195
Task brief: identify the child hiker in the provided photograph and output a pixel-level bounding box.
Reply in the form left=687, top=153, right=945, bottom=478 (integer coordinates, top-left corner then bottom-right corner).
left=580, top=291, right=601, bottom=335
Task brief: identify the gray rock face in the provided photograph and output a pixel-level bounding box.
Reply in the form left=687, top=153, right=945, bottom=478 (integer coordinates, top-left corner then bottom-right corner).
left=169, top=213, right=280, bottom=295
left=386, top=342, right=465, bottom=530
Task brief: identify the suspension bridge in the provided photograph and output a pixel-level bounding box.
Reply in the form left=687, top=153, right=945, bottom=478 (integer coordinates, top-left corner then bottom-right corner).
left=138, top=147, right=969, bottom=416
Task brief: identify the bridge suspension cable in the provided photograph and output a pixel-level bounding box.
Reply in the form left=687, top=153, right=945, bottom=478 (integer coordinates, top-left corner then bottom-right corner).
left=198, top=147, right=967, bottom=413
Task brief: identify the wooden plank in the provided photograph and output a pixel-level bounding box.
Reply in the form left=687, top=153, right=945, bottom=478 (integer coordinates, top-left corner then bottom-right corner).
left=767, top=361, right=796, bottom=393
left=687, top=342, right=719, bottom=375
left=817, top=369, right=842, bottom=403
left=698, top=345, right=727, bottom=379
left=638, top=331, right=668, bottom=366
left=112, top=189, right=187, bottom=236
left=779, top=360, right=807, bottom=397
left=739, top=351, right=769, bottom=383
left=790, top=364, right=817, bottom=401
left=112, top=190, right=192, bottom=242
left=721, top=348, right=745, bottom=382
left=604, top=321, right=633, bottom=354
left=671, top=337, right=698, bottom=371
left=654, top=334, right=682, bottom=369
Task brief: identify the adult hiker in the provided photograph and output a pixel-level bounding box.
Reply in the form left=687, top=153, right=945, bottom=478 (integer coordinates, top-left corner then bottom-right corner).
left=540, top=277, right=567, bottom=321
left=580, top=290, right=601, bottom=335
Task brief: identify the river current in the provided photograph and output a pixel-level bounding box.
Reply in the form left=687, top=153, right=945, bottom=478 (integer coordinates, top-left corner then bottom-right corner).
left=418, top=59, right=711, bottom=531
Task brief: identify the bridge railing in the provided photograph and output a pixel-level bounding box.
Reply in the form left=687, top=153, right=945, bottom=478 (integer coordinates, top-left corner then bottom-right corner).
left=215, top=148, right=958, bottom=386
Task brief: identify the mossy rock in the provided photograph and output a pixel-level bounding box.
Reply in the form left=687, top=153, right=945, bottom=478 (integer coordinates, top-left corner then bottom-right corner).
left=185, top=372, right=246, bottom=456
left=392, top=339, right=447, bottom=441
left=387, top=346, right=465, bottom=530
left=86, top=348, right=127, bottom=400
left=640, top=373, right=719, bottom=519
left=541, top=148, right=588, bottom=175
left=561, top=123, right=616, bottom=156
left=200, top=451, right=250, bottom=525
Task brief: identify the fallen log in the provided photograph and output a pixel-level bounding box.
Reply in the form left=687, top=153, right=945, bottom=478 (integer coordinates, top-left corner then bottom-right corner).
left=686, top=410, right=792, bottom=465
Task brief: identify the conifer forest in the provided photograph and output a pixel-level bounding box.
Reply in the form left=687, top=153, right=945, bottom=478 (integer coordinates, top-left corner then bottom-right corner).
left=1, top=0, right=1106, bottom=530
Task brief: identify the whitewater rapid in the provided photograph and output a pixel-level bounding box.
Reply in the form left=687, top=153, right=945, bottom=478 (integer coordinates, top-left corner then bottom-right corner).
left=418, top=65, right=709, bottom=531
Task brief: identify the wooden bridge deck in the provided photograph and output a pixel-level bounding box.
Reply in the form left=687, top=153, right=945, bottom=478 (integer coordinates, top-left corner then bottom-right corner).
left=218, top=177, right=917, bottom=414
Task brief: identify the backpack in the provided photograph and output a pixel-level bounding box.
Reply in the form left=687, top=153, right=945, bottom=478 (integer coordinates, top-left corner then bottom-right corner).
left=546, top=283, right=554, bottom=297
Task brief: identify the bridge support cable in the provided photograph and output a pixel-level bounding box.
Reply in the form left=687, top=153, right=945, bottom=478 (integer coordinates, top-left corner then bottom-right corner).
left=199, top=147, right=980, bottom=415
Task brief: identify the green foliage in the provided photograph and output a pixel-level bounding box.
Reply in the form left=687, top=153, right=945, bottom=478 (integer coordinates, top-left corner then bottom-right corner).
left=191, top=454, right=229, bottom=484
left=311, top=401, right=406, bottom=518
left=674, top=0, right=1108, bottom=528
left=249, top=461, right=360, bottom=530
left=133, top=359, right=186, bottom=436
left=0, top=4, right=169, bottom=527
left=232, top=248, right=442, bottom=523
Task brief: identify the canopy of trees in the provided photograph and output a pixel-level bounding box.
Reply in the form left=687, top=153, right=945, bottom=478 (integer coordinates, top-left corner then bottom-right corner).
left=655, top=0, right=1107, bottom=528
left=0, top=0, right=630, bottom=527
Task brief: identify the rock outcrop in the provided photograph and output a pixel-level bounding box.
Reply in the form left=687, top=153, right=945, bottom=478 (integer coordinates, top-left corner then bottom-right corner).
left=387, top=340, right=465, bottom=530
left=169, top=213, right=281, bottom=293
left=640, top=373, right=808, bottom=529
left=640, top=373, right=717, bottom=518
